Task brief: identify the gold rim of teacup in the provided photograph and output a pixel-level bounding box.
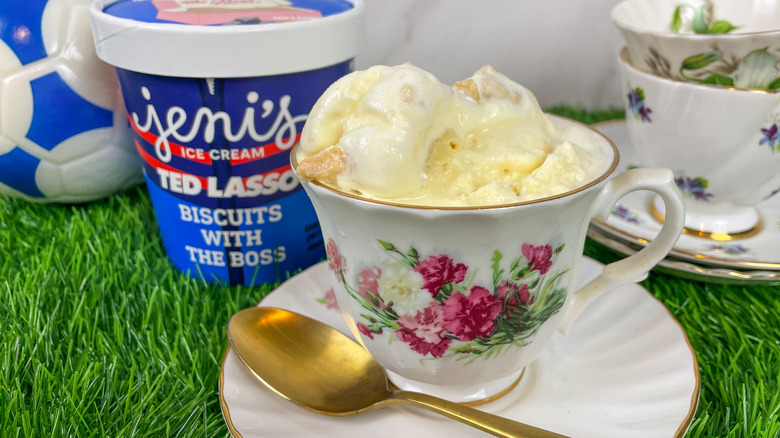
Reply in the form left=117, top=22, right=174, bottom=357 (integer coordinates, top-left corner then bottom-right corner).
left=291, top=115, right=621, bottom=210
left=649, top=200, right=763, bottom=241
left=618, top=47, right=779, bottom=94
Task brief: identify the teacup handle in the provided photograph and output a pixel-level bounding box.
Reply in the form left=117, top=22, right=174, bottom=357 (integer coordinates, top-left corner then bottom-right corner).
left=557, top=168, right=685, bottom=335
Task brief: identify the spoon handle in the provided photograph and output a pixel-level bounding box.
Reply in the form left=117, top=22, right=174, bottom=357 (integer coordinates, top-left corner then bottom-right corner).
left=388, top=390, right=569, bottom=438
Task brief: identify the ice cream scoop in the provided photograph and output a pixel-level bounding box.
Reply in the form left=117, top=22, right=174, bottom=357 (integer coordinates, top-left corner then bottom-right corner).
left=296, top=64, right=609, bottom=207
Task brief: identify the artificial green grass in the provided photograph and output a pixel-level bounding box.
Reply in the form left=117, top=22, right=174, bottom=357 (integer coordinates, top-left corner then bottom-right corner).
left=0, top=188, right=264, bottom=437
left=1, top=107, right=779, bottom=437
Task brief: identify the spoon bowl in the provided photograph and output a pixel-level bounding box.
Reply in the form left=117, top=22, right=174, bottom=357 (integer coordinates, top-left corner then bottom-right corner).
left=227, top=306, right=569, bottom=438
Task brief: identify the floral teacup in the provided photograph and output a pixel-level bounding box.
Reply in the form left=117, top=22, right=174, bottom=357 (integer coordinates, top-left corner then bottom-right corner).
left=292, top=115, right=685, bottom=403
left=611, top=0, right=780, bottom=90
left=619, top=47, right=780, bottom=237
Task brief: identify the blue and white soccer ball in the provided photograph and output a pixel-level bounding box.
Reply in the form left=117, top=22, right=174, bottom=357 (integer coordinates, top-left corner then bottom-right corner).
left=0, top=0, right=142, bottom=203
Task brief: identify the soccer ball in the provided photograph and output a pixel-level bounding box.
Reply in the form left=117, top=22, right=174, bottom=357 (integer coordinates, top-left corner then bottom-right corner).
left=0, top=0, right=142, bottom=203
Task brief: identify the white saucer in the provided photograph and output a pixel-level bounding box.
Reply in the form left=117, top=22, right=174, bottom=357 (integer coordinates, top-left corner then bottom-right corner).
left=219, top=258, right=699, bottom=438
left=593, top=120, right=780, bottom=273
left=588, top=225, right=780, bottom=284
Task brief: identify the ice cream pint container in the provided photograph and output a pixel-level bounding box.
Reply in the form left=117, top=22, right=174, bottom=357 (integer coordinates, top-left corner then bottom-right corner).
left=89, top=0, right=365, bottom=286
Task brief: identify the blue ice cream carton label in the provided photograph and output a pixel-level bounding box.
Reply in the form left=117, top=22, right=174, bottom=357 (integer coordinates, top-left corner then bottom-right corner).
left=90, top=0, right=365, bottom=285
left=117, top=64, right=352, bottom=285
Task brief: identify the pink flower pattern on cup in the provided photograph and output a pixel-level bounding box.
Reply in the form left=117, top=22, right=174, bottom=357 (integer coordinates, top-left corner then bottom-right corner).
left=316, top=288, right=339, bottom=310
left=414, top=255, right=467, bottom=296
left=326, top=239, right=346, bottom=275
left=325, top=238, right=568, bottom=362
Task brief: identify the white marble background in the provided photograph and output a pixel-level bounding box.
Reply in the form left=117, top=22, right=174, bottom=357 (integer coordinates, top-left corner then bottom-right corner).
left=356, top=0, right=627, bottom=110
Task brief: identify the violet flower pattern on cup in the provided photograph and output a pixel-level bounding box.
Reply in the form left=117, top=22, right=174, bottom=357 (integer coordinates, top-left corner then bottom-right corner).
left=627, top=87, right=652, bottom=122
left=704, top=243, right=750, bottom=256
left=611, top=204, right=643, bottom=225
left=675, top=176, right=713, bottom=201
left=325, top=238, right=568, bottom=363
left=760, top=123, right=780, bottom=152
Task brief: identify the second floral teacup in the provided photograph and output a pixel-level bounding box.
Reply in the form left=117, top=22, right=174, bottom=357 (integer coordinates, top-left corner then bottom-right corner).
left=619, top=47, right=780, bottom=237
left=611, top=0, right=780, bottom=90
left=292, top=116, right=685, bottom=403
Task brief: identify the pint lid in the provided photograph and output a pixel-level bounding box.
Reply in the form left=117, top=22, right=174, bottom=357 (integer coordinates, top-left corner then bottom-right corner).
left=89, top=0, right=364, bottom=78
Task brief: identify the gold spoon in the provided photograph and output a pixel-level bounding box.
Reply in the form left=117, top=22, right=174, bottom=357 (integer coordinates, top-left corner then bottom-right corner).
left=227, top=306, right=569, bottom=438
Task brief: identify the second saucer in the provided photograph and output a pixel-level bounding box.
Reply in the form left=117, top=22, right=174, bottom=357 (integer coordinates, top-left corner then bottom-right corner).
left=593, top=120, right=780, bottom=272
